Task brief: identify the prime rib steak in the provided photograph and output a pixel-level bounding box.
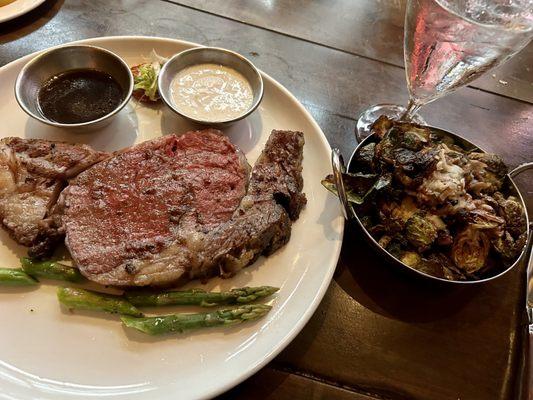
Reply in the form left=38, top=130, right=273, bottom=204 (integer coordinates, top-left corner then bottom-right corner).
left=63, top=129, right=305, bottom=286
left=0, top=137, right=108, bottom=258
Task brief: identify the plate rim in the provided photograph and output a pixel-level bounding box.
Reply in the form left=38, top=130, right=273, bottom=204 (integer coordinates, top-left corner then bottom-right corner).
left=0, top=35, right=345, bottom=400
left=0, top=0, right=47, bottom=24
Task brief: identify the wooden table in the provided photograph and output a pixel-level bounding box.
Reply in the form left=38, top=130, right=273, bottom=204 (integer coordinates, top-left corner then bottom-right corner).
left=1, top=1, right=532, bottom=399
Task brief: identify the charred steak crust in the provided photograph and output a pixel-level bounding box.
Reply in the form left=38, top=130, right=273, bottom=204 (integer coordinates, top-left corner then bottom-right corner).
left=0, top=137, right=108, bottom=258
left=64, top=129, right=250, bottom=286
left=248, top=130, right=306, bottom=220
left=193, top=129, right=306, bottom=279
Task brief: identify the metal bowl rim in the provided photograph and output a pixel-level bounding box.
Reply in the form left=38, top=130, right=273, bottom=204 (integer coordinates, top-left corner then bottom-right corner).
left=14, top=44, right=134, bottom=128
left=347, top=124, right=530, bottom=285
left=158, top=46, right=264, bottom=125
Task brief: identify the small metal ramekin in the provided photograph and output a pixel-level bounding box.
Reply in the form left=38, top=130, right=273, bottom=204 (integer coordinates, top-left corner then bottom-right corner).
left=15, top=45, right=133, bottom=131
left=158, top=47, right=264, bottom=127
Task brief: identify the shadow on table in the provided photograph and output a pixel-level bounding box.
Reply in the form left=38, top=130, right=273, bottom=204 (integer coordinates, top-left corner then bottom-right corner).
left=334, top=222, right=482, bottom=323
left=217, top=367, right=287, bottom=400
left=0, top=0, right=64, bottom=41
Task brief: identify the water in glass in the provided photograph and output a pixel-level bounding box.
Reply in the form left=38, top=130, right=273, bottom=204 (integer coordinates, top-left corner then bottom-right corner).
left=404, top=0, right=533, bottom=107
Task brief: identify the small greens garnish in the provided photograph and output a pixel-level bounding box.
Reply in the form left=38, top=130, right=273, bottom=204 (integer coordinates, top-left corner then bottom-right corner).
left=133, top=62, right=161, bottom=102
left=132, top=50, right=168, bottom=102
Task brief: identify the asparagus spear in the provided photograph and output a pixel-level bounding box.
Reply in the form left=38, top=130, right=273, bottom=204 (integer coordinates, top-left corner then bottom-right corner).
left=124, top=286, right=279, bottom=307
left=21, top=258, right=84, bottom=283
left=0, top=268, right=38, bottom=286
left=121, top=304, right=272, bottom=335
left=57, top=287, right=143, bottom=317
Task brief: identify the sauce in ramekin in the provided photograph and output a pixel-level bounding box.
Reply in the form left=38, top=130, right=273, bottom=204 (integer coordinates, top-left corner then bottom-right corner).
left=170, top=64, right=253, bottom=122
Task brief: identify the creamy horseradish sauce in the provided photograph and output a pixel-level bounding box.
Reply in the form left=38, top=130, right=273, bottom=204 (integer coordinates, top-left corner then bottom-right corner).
left=170, top=64, right=253, bottom=122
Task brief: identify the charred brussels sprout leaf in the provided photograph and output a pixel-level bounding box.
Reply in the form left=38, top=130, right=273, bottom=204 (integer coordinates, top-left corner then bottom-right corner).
left=494, top=193, right=526, bottom=237
left=393, top=147, right=438, bottom=179
left=353, top=142, right=376, bottom=172
left=369, top=115, right=394, bottom=139
left=321, top=172, right=377, bottom=205
left=405, top=212, right=438, bottom=251
left=390, top=123, right=430, bottom=151
left=401, top=128, right=430, bottom=151
left=365, top=173, right=393, bottom=199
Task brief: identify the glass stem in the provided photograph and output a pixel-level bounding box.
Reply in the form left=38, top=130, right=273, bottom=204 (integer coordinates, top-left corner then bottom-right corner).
left=401, top=99, right=422, bottom=121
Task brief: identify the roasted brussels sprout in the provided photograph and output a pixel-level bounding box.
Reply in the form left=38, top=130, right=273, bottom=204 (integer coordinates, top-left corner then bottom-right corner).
left=390, top=123, right=430, bottom=151
left=390, top=196, right=419, bottom=223
left=400, top=251, right=421, bottom=267
left=493, top=231, right=527, bottom=260
left=386, top=241, right=403, bottom=259
left=468, top=152, right=508, bottom=177
left=374, top=121, right=432, bottom=172
left=452, top=226, right=490, bottom=273
left=405, top=212, right=438, bottom=251
left=392, top=146, right=439, bottom=189
left=466, top=152, right=508, bottom=195
left=378, top=196, right=419, bottom=234
left=493, top=193, right=526, bottom=238
left=415, top=253, right=466, bottom=280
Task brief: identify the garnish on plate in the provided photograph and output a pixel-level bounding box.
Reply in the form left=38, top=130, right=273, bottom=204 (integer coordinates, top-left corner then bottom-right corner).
left=131, top=50, right=167, bottom=103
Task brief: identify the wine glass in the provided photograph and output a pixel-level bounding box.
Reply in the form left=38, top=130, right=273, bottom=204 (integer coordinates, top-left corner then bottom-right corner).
left=355, top=0, right=533, bottom=141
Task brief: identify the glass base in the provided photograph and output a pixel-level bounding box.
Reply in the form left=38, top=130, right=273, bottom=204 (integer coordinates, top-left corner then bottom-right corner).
left=355, top=104, right=426, bottom=142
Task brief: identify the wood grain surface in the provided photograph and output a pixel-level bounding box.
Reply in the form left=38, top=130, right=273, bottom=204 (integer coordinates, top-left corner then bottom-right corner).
left=1, top=0, right=532, bottom=399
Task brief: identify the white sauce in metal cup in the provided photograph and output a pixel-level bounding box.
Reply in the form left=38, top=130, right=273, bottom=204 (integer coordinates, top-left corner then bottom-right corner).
left=170, top=63, right=253, bottom=122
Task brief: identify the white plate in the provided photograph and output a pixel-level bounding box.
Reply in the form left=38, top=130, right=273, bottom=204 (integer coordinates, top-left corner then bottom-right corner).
left=0, top=36, right=344, bottom=400
left=0, top=0, right=46, bottom=24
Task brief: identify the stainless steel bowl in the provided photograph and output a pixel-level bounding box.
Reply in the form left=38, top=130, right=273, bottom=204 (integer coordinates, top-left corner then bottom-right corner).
left=158, top=47, right=264, bottom=127
left=332, top=125, right=532, bottom=285
left=15, top=45, right=133, bottom=131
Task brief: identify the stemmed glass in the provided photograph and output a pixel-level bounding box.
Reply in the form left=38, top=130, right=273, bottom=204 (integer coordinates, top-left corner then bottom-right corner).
left=355, top=0, right=533, bottom=141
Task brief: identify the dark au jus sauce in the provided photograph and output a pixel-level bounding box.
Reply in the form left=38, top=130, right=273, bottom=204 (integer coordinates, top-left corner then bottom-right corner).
left=38, top=69, right=124, bottom=124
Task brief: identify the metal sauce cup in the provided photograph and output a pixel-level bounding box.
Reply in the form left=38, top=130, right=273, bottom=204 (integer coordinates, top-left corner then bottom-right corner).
left=15, top=45, right=133, bottom=132
left=158, top=47, right=264, bottom=127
